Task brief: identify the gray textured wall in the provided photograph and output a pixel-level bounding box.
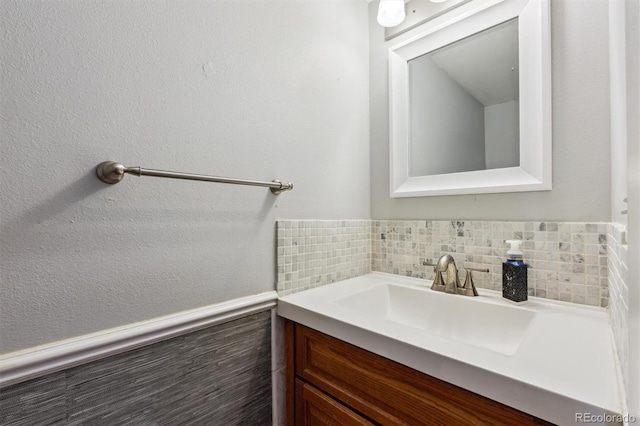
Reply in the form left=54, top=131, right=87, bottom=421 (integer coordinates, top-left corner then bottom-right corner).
left=0, top=0, right=370, bottom=354
left=370, top=0, right=611, bottom=221
left=0, top=312, right=272, bottom=425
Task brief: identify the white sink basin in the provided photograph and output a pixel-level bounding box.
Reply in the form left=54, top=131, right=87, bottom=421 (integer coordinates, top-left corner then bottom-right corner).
left=278, top=273, right=623, bottom=424
left=333, top=283, right=535, bottom=355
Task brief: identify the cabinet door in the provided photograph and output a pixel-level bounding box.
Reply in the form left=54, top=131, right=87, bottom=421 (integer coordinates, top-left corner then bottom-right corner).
left=295, top=324, right=554, bottom=426
left=295, top=379, right=375, bottom=426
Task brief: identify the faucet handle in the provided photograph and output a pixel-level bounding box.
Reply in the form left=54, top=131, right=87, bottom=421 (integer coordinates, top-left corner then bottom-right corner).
left=461, top=267, right=489, bottom=297
left=465, top=266, right=490, bottom=273
left=422, top=261, right=444, bottom=288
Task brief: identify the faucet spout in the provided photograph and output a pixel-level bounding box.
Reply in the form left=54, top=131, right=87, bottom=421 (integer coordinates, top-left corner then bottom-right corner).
left=435, top=254, right=461, bottom=294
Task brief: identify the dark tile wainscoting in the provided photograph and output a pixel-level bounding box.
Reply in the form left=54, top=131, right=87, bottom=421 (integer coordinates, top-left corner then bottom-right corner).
left=0, top=312, right=272, bottom=425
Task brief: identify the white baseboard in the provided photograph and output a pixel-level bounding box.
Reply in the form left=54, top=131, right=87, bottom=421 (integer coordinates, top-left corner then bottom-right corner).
left=0, top=291, right=278, bottom=389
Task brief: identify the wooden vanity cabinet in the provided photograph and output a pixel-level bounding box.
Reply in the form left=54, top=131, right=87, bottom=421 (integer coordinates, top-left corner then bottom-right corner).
left=285, top=320, right=554, bottom=426
left=295, top=378, right=374, bottom=426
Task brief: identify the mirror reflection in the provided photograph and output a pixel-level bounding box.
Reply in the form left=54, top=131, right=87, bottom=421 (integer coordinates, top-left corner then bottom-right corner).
left=409, top=18, right=519, bottom=177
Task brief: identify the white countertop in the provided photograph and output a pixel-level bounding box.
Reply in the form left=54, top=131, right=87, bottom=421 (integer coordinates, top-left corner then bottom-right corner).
left=277, top=272, right=624, bottom=426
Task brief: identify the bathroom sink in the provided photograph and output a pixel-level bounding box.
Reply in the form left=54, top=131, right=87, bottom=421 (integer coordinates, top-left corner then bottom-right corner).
left=333, top=283, right=535, bottom=355
left=278, top=273, right=623, bottom=423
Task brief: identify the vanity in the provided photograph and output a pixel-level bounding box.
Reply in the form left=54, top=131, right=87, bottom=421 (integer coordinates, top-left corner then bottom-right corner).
left=286, top=322, right=551, bottom=425
left=278, top=273, right=624, bottom=425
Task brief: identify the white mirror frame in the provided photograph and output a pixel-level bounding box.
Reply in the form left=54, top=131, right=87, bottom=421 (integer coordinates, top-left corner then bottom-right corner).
left=389, top=0, right=551, bottom=197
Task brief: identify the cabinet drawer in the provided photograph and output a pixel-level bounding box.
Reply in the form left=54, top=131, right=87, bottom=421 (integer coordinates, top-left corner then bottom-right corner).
left=295, top=379, right=375, bottom=426
left=295, top=324, right=552, bottom=426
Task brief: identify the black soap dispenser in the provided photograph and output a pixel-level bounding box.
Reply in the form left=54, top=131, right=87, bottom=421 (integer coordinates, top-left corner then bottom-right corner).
left=502, top=240, right=528, bottom=303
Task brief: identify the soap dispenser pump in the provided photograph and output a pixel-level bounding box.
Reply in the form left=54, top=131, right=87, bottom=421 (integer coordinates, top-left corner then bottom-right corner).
left=502, top=240, right=528, bottom=303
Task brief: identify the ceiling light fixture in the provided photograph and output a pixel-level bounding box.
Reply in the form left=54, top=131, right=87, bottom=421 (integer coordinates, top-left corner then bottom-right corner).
left=377, top=0, right=406, bottom=27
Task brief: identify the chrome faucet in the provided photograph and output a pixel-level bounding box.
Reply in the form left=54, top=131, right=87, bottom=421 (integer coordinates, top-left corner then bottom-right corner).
left=423, top=255, right=488, bottom=297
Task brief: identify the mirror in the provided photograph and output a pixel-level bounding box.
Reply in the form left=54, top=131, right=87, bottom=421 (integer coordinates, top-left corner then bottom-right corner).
left=409, top=19, right=519, bottom=177
left=389, top=0, right=551, bottom=197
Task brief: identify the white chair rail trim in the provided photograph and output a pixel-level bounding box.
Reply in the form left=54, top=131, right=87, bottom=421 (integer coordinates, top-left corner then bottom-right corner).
left=0, top=291, right=278, bottom=389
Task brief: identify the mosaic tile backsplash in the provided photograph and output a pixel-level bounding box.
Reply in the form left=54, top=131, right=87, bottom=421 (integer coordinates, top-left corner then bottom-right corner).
left=607, top=223, right=628, bottom=389
left=372, top=220, right=609, bottom=307
left=276, top=220, right=370, bottom=296
left=277, top=219, right=610, bottom=308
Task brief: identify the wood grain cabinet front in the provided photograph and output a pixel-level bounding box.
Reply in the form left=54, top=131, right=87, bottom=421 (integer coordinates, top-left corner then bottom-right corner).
left=295, top=379, right=374, bottom=426
left=285, top=320, right=554, bottom=426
